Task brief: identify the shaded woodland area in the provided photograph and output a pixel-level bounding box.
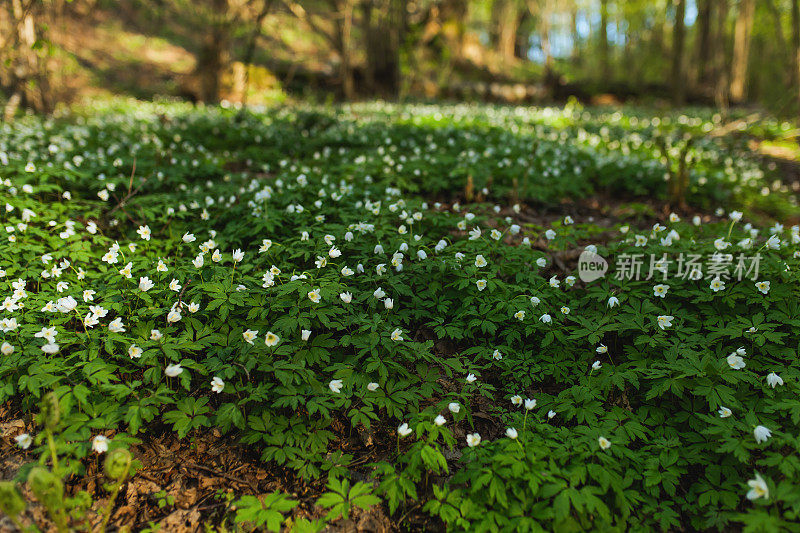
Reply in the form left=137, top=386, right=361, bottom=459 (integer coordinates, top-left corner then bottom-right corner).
left=1, top=0, right=800, bottom=116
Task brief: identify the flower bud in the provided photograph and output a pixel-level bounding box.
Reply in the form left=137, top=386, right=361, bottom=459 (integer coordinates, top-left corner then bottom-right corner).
left=0, top=481, right=25, bottom=517
left=104, top=448, right=132, bottom=481
left=28, top=467, right=63, bottom=510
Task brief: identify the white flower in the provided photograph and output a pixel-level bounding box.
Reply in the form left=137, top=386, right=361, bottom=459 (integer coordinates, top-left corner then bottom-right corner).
left=608, top=296, right=619, bottom=308
left=391, top=328, right=403, bottom=341
left=753, top=425, right=772, bottom=444
left=466, top=433, right=481, bottom=447
left=530, top=296, right=540, bottom=306
left=466, top=373, right=477, bottom=383
left=151, top=329, right=162, bottom=341
left=41, top=343, right=59, bottom=354
left=755, top=281, right=770, bottom=294
left=656, top=315, right=674, bottom=330
left=398, top=423, right=412, bottom=437
left=108, top=317, right=126, bottom=333
left=301, top=329, right=311, bottom=341
left=373, top=287, right=386, bottom=299
left=308, top=289, right=321, bottom=303
left=165, top=364, right=183, bottom=377
left=598, top=436, right=611, bottom=450
left=592, top=360, right=602, bottom=371
left=192, top=255, right=204, bottom=268
left=182, top=233, right=196, bottom=243
left=540, top=314, right=552, bottom=323
left=514, top=310, right=525, bottom=321
left=524, top=398, right=536, bottom=410
left=92, top=435, right=109, bottom=454
left=212, top=249, right=222, bottom=262
left=511, top=395, right=522, bottom=406
left=56, top=296, right=78, bottom=313
left=384, top=298, right=394, bottom=310
left=766, top=372, right=784, bottom=388
left=718, top=406, right=732, bottom=418
left=448, top=402, right=460, bottom=414
left=505, top=427, right=518, bottom=439
left=766, top=235, right=781, bottom=250
left=434, top=415, right=446, bottom=426
left=167, top=308, right=182, bottom=323
left=474, top=255, right=487, bottom=268
left=746, top=474, right=769, bottom=501
left=211, top=377, right=225, bottom=393
left=710, top=278, right=725, bottom=292
left=596, top=344, right=608, bottom=354
left=476, top=279, right=487, bottom=291
left=727, top=354, right=746, bottom=370
left=545, top=229, right=556, bottom=240
left=232, top=249, right=244, bottom=263
left=128, top=344, right=143, bottom=359
left=713, top=238, right=730, bottom=250
left=549, top=276, right=560, bottom=288
left=1, top=342, right=13, bottom=355
left=15, top=433, right=32, bottom=449
left=653, top=284, right=669, bottom=298
left=139, top=276, right=154, bottom=292
left=367, top=382, right=380, bottom=391
left=264, top=331, right=280, bottom=346
left=329, top=379, right=343, bottom=393
left=492, top=349, right=502, bottom=360
left=243, top=329, right=258, bottom=344
left=547, top=410, right=556, bottom=419
left=339, top=292, right=353, bottom=303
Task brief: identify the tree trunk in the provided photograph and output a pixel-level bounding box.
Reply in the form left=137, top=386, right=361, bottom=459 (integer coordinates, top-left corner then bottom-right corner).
left=712, top=0, right=729, bottom=108
left=792, top=0, right=800, bottom=110
left=695, top=0, right=712, bottom=84
left=599, top=0, right=610, bottom=80
left=670, top=0, right=686, bottom=105
left=569, top=3, right=579, bottom=66
left=362, top=0, right=404, bottom=97
left=729, top=0, right=754, bottom=103
left=196, top=0, right=229, bottom=104
left=496, top=0, right=520, bottom=65
left=334, top=0, right=355, bottom=99
left=3, top=0, right=52, bottom=117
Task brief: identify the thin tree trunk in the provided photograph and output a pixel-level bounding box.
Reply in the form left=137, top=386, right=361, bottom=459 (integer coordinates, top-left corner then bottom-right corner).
left=238, top=0, right=273, bottom=114
left=570, top=3, right=579, bottom=66
left=599, top=0, right=609, bottom=80
left=713, top=0, right=729, bottom=108
left=730, top=0, right=754, bottom=103
left=196, top=0, right=230, bottom=104
left=496, top=0, right=520, bottom=65
left=362, top=0, right=404, bottom=96
left=671, top=0, right=686, bottom=105
left=792, top=0, right=800, bottom=110
left=695, top=0, right=712, bottom=84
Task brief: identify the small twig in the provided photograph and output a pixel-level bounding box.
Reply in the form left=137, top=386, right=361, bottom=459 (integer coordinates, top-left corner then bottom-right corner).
left=184, top=463, right=259, bottom=493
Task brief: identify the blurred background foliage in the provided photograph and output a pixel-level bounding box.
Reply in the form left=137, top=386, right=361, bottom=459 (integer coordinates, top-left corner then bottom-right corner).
left=1, top=0, right=799, bottom=117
